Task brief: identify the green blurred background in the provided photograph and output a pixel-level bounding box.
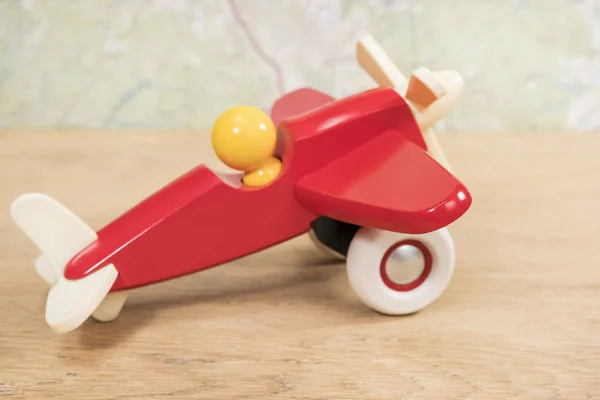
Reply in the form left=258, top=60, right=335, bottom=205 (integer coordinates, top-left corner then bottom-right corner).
left=1, top=0, right=598, bottom=132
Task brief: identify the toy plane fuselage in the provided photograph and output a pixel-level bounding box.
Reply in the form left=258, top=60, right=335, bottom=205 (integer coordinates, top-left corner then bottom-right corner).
left=63, top=87, right=472, bottom=292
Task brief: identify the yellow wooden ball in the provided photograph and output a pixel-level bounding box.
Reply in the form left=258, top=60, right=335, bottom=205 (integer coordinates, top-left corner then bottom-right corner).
left=211, top=105, right=277, bottom=171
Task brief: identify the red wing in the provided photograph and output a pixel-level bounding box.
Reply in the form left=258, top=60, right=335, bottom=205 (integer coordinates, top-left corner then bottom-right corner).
left=271, top=88, right=335, bottom=126
left=294, top=129, right=472, bottom=234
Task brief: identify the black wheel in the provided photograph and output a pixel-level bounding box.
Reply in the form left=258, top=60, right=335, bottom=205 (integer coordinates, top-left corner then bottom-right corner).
left=308, top=217, right=360, bottom=259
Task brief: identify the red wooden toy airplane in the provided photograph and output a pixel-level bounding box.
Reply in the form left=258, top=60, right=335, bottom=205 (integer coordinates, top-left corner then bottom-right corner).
left=11, top=35, right=472, bottom=333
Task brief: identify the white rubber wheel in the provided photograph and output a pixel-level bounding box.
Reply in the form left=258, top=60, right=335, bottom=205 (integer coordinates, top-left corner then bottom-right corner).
left=346, top=227, right=455, bottom=315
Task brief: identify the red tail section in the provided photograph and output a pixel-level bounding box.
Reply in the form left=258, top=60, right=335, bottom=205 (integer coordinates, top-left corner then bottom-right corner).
left=271, top=88, right=335, bottom=126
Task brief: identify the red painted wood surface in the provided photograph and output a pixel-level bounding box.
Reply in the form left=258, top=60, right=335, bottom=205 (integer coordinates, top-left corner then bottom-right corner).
left=64, top=87, right=471, bottom=291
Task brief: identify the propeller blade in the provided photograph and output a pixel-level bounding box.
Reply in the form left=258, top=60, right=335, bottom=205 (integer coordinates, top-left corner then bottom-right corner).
left=355, top=34, right=461, bottom=171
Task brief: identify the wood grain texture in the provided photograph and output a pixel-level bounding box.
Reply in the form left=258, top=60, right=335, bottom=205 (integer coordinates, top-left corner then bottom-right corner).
left=0, top=130, right=598, bottom=399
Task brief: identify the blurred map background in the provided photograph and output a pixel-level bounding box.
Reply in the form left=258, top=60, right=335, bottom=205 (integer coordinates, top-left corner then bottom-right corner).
left=1, top=0, right=599, bottom=132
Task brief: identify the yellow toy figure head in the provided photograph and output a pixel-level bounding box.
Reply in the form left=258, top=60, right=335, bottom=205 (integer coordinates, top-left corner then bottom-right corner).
left=211, top=105, right=277, bottom=172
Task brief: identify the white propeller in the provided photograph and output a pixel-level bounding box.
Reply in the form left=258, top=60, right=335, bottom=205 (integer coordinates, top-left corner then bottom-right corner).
left=11, top=193, right=128, bottom=333
left=356, top=34, right=464, bottom=172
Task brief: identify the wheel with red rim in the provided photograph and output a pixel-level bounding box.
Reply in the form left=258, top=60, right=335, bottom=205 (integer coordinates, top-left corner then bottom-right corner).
left=346, top=227, right=455, bottom=315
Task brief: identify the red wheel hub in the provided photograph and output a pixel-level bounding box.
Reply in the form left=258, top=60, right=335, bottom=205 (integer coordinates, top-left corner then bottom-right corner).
left=379, top=240, right=433, bottom=292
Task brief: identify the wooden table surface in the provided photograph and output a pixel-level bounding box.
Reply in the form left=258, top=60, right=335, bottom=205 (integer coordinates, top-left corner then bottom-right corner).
left=0, top=130, right=598, bottom=399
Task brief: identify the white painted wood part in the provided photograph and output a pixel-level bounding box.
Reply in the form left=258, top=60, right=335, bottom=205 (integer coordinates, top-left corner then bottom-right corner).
left=46, top=264, right=119, bottom=333
left=406, top=66, right=448, bottom=108
left=355, top=34, right=462, bottom=171
left=34, top=254, right=57, bottom=286
left=408, top=69, right=463, bottom=172
left=10, top=193, right=99, bottom=278
left=92, top=291, right=129, bottom=322
left=421, top=128, right=452, bottom=173
left=413, top=71, right=464, bottom=132
left=10, top=192, right=122, bottom=332
left=356, top=34, right=407, bottom=88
